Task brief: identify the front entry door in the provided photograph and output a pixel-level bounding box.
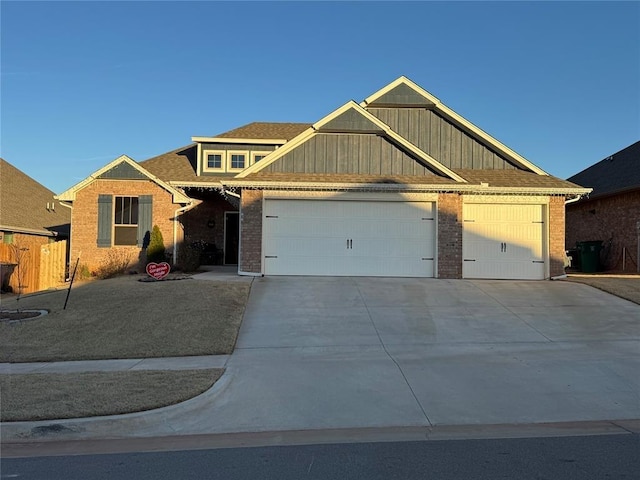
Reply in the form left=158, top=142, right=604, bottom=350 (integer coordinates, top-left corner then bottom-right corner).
left=224, top=212, right=239, bottom=265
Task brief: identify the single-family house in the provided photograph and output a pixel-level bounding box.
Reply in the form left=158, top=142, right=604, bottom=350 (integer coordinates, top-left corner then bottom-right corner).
left=566, top=141, right=640, bottom=272
left=0, top=158, right=71, bottom=292
left=57, top=76, right=590, bottom=280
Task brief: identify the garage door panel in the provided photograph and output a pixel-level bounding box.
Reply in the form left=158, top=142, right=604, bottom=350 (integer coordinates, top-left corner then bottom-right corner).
left=263, top=199, right=434, bottom=277
left=463, top=204, right=545, bottom=280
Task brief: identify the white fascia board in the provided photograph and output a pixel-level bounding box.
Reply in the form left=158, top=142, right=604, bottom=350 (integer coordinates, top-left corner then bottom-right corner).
left=361, top=76, right=548, bottom=176
left=235, top=127, right=316, bottom=178
left=191, top=136, right=288, bottom=145
left=221, top=180, right=592, bottom=196
left=54, top=154, right=191, bottom=204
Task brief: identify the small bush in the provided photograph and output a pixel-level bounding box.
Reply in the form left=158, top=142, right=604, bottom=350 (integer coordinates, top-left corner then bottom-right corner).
left=177, top=243, right=202, bottom=273
left=146, top=225, right=166, bottom=264
left=95, top=250, right=132, bottom=279
left=75, top=263, right=92, bottom=280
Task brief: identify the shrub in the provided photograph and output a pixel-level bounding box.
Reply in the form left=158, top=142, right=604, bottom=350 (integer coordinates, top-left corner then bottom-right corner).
left=95, top=250, right=132, bottom=279
left=177, top=243, right=202, bottom=273
left=146, top=225, right=166, bottom=264
left=75, top=263, right=92, bottom=280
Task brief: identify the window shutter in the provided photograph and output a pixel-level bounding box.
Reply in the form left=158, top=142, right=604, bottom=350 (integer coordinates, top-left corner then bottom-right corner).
left=137, top=195, right=153, bottom=247
left=97, top=195, right=113, bottom=247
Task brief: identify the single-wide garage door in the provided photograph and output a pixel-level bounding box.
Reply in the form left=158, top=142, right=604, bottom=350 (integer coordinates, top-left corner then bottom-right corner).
left=263, top=199, right=435, bottom=277
left=463, top=204, right=545, bottom=280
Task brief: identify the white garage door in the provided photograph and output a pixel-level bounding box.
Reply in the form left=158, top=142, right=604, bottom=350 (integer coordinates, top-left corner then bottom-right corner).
left=263, top=199, right=435, bottom=277
left=463, top=204, right=546, bottom=280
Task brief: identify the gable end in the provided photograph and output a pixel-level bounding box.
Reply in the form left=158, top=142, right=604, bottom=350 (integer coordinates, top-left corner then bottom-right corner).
left=366, top=83, right=436, bottom=108
left=317, top=107, right=385, bottom=133
left=97, top=162, right=149, bottom=180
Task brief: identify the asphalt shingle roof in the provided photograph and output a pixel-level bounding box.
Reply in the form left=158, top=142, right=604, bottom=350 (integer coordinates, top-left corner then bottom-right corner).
left=0, top=158, right=71, bottom=236
left=213, top=122, right=311, bottom=140
left=567, top=141, right=640, bottom=198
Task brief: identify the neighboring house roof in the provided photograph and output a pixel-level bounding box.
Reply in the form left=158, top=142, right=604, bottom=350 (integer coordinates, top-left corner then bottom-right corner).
left=56, top=155, right=192, bottom=203
left=0, top=158, right=71, bottom=236
left=567, top=140, right=640, bottom=199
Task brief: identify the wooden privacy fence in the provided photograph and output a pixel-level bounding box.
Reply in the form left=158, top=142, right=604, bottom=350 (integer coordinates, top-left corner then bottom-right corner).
left=0, top=240, right=67, bottom=295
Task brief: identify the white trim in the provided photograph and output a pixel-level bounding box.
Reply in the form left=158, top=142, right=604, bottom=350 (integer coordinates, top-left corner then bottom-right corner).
left=222, top=180, right=591, bottom=196
left=362, top=76, right=549, bottom=176
left=227, top=150, right=250, bottom=172
left=192, top=136, right=288, bottom=145
left=202, top=149, right=226, bottom=172
left=55, top=154, right=191, bottom=204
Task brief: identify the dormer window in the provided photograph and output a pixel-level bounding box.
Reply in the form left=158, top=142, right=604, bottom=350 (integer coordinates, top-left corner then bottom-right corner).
left=251, top=151, right=270, bottom=164
left=228, top=151, right=249, bottom=171
left=203, top=150, right=225, bottom=172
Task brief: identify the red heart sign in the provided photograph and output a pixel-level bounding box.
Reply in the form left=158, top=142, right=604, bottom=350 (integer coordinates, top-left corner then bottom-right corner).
left=146, top=262, right=170, bottom=280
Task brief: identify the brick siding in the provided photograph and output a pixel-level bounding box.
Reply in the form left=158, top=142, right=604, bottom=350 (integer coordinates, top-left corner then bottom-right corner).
left=437, top=193, right=463, bottom=278
left=548, top=196, right=566, bottom=278
left=239, top=189, right=263, bottom=273
left=566, top=190, right=640, bottom=271
left=70, top=179, right=179, bottom=273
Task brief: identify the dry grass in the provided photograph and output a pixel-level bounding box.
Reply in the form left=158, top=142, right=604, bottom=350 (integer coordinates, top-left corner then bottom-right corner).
left=0, top=275, right=251, bottom=362
left=564, top=274, right=640, bottom=305
left=0, top=369, right=222, bottom=422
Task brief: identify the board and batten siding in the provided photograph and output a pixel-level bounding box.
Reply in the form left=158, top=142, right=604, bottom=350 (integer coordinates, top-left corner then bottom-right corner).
left=264, top=133, right=438, bottom=176
left=367, top=108, right=516, bottom=170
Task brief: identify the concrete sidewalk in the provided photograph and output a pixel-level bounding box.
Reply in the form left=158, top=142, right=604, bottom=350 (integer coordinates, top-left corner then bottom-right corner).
left=0, top=355, right=229, bottom=375
left=2, top=277, right=639, bottom=446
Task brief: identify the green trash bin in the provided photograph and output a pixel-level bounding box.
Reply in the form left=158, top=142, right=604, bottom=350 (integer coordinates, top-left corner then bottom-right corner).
left=577, top=240, right=603, bottom=273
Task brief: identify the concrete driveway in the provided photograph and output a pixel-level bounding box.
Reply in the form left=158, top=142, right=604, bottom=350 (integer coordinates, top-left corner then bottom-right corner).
left=224, top=277, right=639, bottom=430
left=3, top=277, right=638, bottom=443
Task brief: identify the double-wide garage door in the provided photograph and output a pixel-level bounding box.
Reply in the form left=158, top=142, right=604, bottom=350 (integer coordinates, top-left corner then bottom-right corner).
left=263, top=199, right=435, bottom=277
left=462, top=204, right=546, bottom=280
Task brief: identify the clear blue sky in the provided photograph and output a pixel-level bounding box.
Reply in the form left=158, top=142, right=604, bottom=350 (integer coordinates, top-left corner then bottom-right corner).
left=2, top=1, right=638, bottom=194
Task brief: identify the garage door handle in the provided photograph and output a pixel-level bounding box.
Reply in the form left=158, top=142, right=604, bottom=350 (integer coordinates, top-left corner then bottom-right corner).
left=532, top=260, right=544, bottom=263
left=346, top=239, right=353, bottom=249
left=464, top=259, right=476, bottom=262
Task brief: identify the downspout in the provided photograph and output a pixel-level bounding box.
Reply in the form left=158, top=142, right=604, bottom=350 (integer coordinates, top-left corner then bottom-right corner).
left=564, top=194, right=583, bottom=205
left=552, top=194, right=585, bottom=280
left=173, top=202, right=197, bottom=266
left=223, top=188, right=262, bottom=277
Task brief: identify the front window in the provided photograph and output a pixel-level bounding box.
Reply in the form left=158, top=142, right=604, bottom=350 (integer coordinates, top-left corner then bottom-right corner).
left=207, top=153, right=222, bottom=169
left=251, top=151, right=270, bottom=165
left=114, top=196, right=138, bottom=245
left=230, top=153, right=246, bottom=169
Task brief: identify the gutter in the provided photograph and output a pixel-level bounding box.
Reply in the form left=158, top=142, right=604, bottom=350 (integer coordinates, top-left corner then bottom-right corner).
left=221, top=180, right=592, bottom=196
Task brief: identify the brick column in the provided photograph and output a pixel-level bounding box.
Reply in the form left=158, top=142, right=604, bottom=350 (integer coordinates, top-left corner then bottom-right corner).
left=548, top=196, right=566, bottom=278
left=437, top=193, right=463, bottom=278
left=239, top=189, right=263, bottom=274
